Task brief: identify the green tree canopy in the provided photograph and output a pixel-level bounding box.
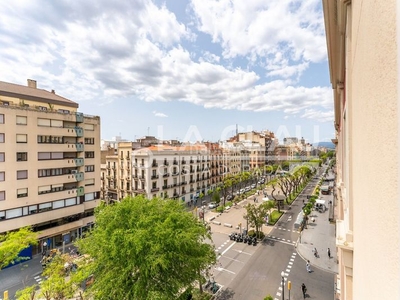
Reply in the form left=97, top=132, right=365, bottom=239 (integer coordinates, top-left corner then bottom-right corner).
left=0, top=227, right=38, bottom=269
left=76, top=196, right=216, bottom=300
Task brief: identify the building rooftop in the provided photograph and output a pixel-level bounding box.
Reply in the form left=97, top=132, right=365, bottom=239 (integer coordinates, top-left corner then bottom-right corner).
left=0, top=79, right=78, bottom=108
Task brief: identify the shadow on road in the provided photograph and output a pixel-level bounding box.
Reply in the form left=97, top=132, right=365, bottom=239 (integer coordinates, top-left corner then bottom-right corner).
left=216, top=287, right=235, bottom=299
left=260, top=238, right=275, bottom=247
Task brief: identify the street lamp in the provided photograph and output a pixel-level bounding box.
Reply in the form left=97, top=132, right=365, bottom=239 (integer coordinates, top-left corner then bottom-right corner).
left=281, top=271, right=285, bottom=300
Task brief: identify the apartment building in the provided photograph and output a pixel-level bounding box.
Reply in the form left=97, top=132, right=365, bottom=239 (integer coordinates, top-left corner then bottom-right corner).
left=220, top=142, right=250, bottom=175
left=131, top=144, right=224, bottom=204
left=323, top=1, right=399, bottom=299
left=0, top=79, right=101, bottom=254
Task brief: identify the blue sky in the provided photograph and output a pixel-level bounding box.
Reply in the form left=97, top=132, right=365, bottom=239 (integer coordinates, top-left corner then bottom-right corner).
left=0, top=0, right=334, bottom=144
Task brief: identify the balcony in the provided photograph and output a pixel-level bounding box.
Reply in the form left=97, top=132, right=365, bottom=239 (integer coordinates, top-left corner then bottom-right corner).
left=74, top=158, right=84, bottom=166
left=197, top=159, right=201, bottom=163
left=181, top=160, right=186, bottom=164
left=189, top=179, right=195, bottom=183
left=162, top=185, right=169, bottom=190
left=75, top=143, right=84, bottom=152
left=151, top=187, right=160, bottom=192
left=190, top=188, right=194, bottom=192
left=152, top=162, right=158, bottom=167
left=173, top=193, right=179, bottom=197
left=140, top=164, right=145, bottom=167
left=120, top=155, right=124, bottom=160
left=182, top=190, right=186, bottom=194
left=73, top=172, right=84, bottom=181
left=190, top=170, right=195, bottom=173
left=181, top=170, right=187, bottom=175
left=172, top=172, right=179, bottom=176
left=181, top=181, right=187, bottom=185
left=74, top=126, right=83, bottom=137
left=126, top=155, right=130, bottom=160
left=172, top=183, right=177, bottom=187
left=132, top=174, right=138, bottom=178
left=75, top=112, right=84, bottom=123
left=76, top=186, right=85, bottom=196
left=163, top=173, right=170, bottom=178
left=196, top=168, right=200, bottom=172
left=190, top=160, right=194, bottom=163
left=173, top=161, right=178, bottom=165
left=202, top=159, right=205, bottom=162
left=151, top=175, right=159, bottom=179
left=164, top=161, right=169, bottom=166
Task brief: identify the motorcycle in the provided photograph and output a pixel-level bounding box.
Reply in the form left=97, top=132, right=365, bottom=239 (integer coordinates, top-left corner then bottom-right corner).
left=252, top=237, right=257, bottom=246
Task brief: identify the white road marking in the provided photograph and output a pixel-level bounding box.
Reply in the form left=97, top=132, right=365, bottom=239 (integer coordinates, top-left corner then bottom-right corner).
left=214, top=266, right=236, bottom=274
left=222, top=256, right=245, bottom=263
left=232, top=249, right=252, bottom=255
left=217, top=241, right=236, bottom=259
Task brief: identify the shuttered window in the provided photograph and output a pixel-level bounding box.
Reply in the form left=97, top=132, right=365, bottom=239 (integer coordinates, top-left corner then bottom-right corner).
left=16, top=134, right=27, bottom=143
left=51, top=119, right=63, bottom=127
left=37, top=118, right=51, bottom=126
left=16, top=116, right=27, bottom=125
left=17, top=170, right=28, bottom=179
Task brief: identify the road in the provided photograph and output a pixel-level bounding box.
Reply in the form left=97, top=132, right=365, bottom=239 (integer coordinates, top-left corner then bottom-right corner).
left=208, top=167, right=335, bottom=299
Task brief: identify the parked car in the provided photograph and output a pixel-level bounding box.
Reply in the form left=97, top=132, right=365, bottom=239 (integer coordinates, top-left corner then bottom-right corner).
left=226, top=194, right=233, bottom=200
left=251, top=183, right=256, bottom=189
left=208, top=202, right=218, bottom=209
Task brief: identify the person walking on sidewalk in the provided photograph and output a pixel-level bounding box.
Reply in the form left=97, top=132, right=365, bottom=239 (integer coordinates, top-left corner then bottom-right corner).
left=306, top=260, right=311, bottom=273
left=327, top=247, right=331, bottom=258
left=301, top=283, right=307, bottom=299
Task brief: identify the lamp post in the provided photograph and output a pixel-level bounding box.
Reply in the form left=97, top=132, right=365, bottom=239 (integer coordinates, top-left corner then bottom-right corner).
left=281, top=271, right=285, bottom=300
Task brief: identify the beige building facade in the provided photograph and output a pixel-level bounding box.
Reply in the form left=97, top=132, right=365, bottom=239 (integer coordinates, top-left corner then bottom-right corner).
left=0, top=80, right=101, bottom=254
left=323, top=1, right=399, bottom=299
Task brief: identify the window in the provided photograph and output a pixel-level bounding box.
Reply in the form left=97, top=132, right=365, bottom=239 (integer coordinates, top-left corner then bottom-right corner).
left=0, top=133, right=4, bottom=143
left=16, top=134, right=27, bottom=143
left=17, top=188, right=28, bottom=198
left=53, top=200, right=65, bottom=209
left=0, top=114, right=4, bottom=123
left=50, top=119, right=63, bottom=127
left=16, top=116, right=27, bottom=125
left=38, top=152, right=63, bottom=160
left=17, top=152, right=27, bottom=162
left=0, top=172, right=4, bottom=181
left=37, top=118, right=51, bottom=127
left=0, top=152, right=4, bottom=162
left=84, top=124, right=94, bottom=131
left=85, top=165, right=95, bottom=172
left=0, top=191, right=5, bottom=201
left=84, top=138, right=94, bottom=144
left=85, top=151, right=95, bottom=158
left=38, top=203, right=51, bottom=213
left=85, top=178, right=95, bottom=186
left=17, top=170, right=28, bottom=180
left=38, top=185, right=51, bottom=194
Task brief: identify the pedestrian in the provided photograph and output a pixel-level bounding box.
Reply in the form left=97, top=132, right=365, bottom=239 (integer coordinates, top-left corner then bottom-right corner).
left=306, top=260, right=311, bottom=273
left=313, top=247, right=319, bottom=258
left=253, top=197, right=256, bottom=203
left=327, top=247, right=331, bottom=258
left=301, top=283, right=307, bottom=299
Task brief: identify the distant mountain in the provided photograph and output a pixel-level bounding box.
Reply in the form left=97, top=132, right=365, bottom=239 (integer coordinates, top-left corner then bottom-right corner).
left=314, top=142, right=335, bottom=149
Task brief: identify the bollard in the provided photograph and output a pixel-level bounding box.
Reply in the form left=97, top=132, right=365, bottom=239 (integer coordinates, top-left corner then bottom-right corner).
left=224, top=223, right=233, bottom=228
left=212, top=221, right=221, bottom=225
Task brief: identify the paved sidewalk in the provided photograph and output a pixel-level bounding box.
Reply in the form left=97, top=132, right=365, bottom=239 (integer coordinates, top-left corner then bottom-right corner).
left=295, top=175, right=338, bottom=275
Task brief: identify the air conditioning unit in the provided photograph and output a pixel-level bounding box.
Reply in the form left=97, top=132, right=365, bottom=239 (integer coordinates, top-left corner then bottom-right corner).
left=71, top=170, right=78, bottom=174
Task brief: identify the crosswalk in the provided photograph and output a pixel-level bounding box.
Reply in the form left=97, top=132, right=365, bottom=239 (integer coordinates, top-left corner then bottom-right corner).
left=34, top=274, right=44, bottom=285
left=265, top=226, right=299, bottom=245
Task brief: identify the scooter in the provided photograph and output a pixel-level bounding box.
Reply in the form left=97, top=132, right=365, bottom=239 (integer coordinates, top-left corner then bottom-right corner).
left=252, top=237, right=257, bottom=246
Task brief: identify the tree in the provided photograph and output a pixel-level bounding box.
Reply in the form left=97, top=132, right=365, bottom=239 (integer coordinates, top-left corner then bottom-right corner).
left=76, top=196, right=216, bottom=300
left=243, top=203, right=269, bottom=238
left=211, top=190, right=221, bottom=204
left=0, top=227, right=38, bottom=269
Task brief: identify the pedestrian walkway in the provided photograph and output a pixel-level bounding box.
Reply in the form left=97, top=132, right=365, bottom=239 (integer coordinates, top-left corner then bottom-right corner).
left=295, top=183, right=338, bottom=274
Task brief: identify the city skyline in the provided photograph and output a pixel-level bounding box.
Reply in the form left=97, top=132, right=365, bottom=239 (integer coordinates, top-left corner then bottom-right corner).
left=0, top=0, right=334, bottom=143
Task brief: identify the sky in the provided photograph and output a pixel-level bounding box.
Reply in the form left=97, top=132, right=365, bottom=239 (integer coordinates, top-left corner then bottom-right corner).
left=0, top=0, right=334, bottom=144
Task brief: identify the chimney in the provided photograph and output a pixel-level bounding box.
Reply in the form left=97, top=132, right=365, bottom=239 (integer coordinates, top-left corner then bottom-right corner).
left=27, top=79, right=37, bottom=89
left=51, top=89, right=55, bottom=94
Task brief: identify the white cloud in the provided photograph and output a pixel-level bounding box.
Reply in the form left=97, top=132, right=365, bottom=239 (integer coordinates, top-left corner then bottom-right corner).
left=301, top=108, right=334, bottom=122
left=0, top=0, right=333, bottom=122
left=190, top=0, right=327, bottom=72
left=153, top=111, right=168, bottom=118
